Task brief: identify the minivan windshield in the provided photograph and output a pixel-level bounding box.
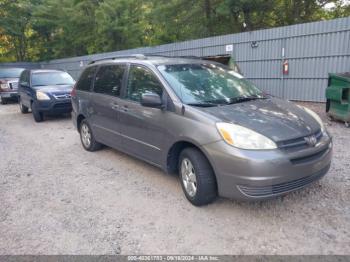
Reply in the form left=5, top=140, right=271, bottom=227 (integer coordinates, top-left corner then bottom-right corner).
left=32, top=72, right=75, bottom=87
left=0, top=68, right=25, bottom=78
left=158, top=63, right=264, bottom=105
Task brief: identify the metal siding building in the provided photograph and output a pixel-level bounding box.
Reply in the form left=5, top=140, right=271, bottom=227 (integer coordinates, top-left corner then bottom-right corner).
left=2, top=17, right=350, bottom=102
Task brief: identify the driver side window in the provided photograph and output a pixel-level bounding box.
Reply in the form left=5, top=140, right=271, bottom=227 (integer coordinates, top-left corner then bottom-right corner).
left=20, top=70, right=29, bottom=86
left=126, top=65, right=163, bottom=102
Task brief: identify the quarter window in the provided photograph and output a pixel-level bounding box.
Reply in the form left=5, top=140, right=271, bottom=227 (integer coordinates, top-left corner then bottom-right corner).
left=94, top=64, right=126, bottom=96
left=76, top=66, right=96, bottom=91
left=126, top=65, right=163, bottom=102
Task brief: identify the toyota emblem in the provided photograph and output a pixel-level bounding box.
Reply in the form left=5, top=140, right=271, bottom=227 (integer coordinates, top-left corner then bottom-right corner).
left=305, top=135, right=317, bottom=147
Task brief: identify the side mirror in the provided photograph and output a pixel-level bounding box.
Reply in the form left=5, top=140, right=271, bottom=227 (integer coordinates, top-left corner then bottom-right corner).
left=20, top=82, right=29, bottom=88
left=141, top=92, right=163, bottom=108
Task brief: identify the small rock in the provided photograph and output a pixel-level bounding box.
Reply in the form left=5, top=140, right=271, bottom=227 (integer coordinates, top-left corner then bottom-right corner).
left=61, top=198, right=72, bottom=204
left=114, top=246, right=121, bottom=254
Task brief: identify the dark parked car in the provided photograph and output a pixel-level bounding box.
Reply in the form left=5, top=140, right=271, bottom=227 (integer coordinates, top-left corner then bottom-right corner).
left=71, top=55, right=332, bottom=206
left=0, top=67, right=25, bottom=104
left=18, top=69, right=75, bottom=122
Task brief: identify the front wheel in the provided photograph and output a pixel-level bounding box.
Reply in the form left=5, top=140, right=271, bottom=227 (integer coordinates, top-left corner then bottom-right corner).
left=179, top=148, right=217, bottom=206
left=0, top=97, right=7, bottom=105
left=19, top=97, right=29, bottom=113
left=31, top=102, right=44, bottom=122
left=80, top=119, right=102, bottom=151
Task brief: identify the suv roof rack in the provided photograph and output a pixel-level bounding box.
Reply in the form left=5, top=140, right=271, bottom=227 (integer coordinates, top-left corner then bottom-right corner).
left=88, top=54, right=205, bottom=65
left=88, top=54, right=147, bottom=64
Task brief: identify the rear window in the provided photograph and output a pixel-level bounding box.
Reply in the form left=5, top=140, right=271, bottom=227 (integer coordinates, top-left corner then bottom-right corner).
left=0, top=68, right=25, bottom=78
left=76, top=67, right=96, bottom=91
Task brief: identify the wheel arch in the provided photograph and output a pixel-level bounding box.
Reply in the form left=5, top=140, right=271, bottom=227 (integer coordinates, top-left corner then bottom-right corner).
left=166, top=139, right=217, bottom=178
left=77, top=114, right=86, bottom=131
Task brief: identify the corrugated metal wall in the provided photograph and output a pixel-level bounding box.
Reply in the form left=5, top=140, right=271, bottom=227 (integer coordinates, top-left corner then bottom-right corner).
left=2, top=17, right=350, bottom=102
left=0, top=62, right=38, bottom=69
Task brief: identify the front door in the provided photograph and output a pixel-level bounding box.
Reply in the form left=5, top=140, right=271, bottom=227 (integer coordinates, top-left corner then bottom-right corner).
left=118, top=64, right=168, bottom=165
left=89, top=64, right=126, bottom=149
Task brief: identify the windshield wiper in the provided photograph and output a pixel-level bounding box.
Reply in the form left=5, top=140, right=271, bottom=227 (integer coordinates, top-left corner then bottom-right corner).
left=226, top=95, right=266, bottom=104
left=186, top=102, right=218, bottom=107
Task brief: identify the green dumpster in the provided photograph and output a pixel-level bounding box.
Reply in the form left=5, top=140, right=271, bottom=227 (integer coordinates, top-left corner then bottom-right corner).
left=326, top=72, right=350, bottom=127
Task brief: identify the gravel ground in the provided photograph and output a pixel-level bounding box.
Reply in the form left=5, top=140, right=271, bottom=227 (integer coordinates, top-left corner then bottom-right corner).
left=0, top=101, right=349, bottom=255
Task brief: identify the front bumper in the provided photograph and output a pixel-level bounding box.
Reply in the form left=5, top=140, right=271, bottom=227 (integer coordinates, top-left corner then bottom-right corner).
left=202, top=134, right=333, bottom=200
left=35, top=99, right=72, bottom=114
left=0, top=91, right=18, bottom=98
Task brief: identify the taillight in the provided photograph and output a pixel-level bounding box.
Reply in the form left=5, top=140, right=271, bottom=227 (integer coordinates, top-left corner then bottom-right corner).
left=71, top=84, right=77, bottom=97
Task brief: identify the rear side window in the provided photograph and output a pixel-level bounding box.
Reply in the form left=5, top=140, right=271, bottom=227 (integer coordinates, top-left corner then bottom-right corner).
left=126, top=65, right=163, bottom=102
left=76, top=66, right=96, bottom=91
left=93, top=64, right=126, bottom=96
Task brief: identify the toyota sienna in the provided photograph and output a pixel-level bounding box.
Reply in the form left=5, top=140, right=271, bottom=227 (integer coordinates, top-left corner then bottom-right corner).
left=71, top=55, right=332, bottom=206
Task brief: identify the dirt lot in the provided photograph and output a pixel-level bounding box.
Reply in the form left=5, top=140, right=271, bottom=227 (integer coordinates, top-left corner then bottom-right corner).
left=0, top=101, right=349, bottom=255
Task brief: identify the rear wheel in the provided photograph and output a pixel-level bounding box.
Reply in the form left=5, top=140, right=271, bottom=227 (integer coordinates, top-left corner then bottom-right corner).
left=31, top=102, right=44, bottom=122
left=0, top=97, right=7, bottom=105
left=19, top=97, right=29, bottom=113
left=80, top=119, right=102, bottom=151
left=179, top=148, right=217, bottom=206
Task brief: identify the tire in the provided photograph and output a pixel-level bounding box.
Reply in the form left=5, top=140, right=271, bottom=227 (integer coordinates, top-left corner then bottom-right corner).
left=179, top=147, right=217, bottom=206
left=79, top=119, right=102, bottom=151
left=0, top=97, right=7, bottom=105
left=19, top=97, right=29, bottom=113
left=31, top=102, right=44, bottom=122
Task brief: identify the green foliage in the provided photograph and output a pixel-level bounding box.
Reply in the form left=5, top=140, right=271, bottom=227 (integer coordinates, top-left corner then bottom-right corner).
left=0, top=0, right=348, bottom=62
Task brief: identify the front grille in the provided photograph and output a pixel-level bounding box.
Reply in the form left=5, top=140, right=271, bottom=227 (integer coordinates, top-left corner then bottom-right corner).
left=8, top=81, right=18, bottom=90
left=53, top=102, right=71, bottom=109
left=53, top=94, right=71, bottom=100
left=237, top=164, right=330, bottom=197
left=277, top=130, right=322, bottom=150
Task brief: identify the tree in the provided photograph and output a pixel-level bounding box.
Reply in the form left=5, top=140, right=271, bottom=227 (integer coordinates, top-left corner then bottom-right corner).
left=0, top=0, right=349, bottom=62
left=0, top=0, right=35, bottom=61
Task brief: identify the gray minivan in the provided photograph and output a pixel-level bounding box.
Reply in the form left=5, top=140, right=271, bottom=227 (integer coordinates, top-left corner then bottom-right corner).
left=71, top=55, right=332, bottom=206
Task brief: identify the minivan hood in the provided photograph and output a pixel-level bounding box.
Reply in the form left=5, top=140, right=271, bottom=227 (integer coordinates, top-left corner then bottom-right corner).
left=35, top=85, right=73, bottom=95
left=197, top=98, right=320, bottom=142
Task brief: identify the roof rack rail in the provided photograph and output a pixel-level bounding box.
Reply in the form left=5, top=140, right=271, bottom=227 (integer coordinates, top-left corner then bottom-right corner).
left=88, top=54, right=205, bottom=65
left=147, top=54, right=201, bottom=59
left=88, top=54, right=147, bottom=64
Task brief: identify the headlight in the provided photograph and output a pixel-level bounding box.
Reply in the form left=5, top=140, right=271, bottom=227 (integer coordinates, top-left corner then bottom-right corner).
left=36, top=91, right=50, bottom=101
left=216, top=122, right=277, bottom=150
left=0, top=83, right=8, bottom=89
left=298, top=106, right=325, bottom=133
